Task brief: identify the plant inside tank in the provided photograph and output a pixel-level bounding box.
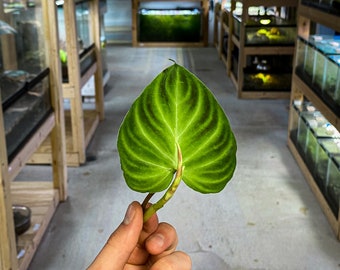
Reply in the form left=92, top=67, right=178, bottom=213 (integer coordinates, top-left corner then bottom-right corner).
left=117, top=61, right=237, bottom=222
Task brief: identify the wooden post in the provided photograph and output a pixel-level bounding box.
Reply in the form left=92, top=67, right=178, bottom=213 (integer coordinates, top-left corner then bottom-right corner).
left=202, top=0, right=209, bottom=46
left=227, top=1, right=235, bottom=76
left=0, top=103, right=18, bottom=270
left=0, top=1, right=18, bottom=267
left=131, top=0, right=138, bottom=47
left=64, top=0, right=87, bottom=164
left=42, top=0, right=68, bottom=201
left=90, top=0, right=105, bottom=121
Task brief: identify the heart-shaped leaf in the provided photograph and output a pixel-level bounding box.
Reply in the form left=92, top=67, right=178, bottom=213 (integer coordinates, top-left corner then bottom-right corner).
left=117, top=63, right=236, bottom=194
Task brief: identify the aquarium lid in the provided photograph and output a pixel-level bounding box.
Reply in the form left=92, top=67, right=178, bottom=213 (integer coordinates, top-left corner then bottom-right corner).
left=246, top=15, right=296, bottom=26
left=329, top=55, right=340, bottom=67
left=139, top=8, right=200, bottom=15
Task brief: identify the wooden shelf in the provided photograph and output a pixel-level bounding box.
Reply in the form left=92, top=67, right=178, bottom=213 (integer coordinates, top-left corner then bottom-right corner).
left=234, top=0, right=297, bottom=6
left=11, top=182, right=59, bottom=270
left=287, top=138, right=339, bottom=239
left=292, top=74, right=340, bottom=132
left=230, top=71, right=290, bottom=99
left=237, top=90, right=291, bottom=99
left=29, top=110, right=99, bottom=167
left=131, top=0, right=210, bottom=47
left=8, top=114, right=55, bottom=182
left=215, top=0, right=298, bottom=99
left=29, top=0, right=104, bottom=167
left=299, top=4, right=340, bottom=33
left=213, top=2, right=222, bottom=52
left=287, top=3, right=340, bottom=240
left=0, top=1, right=67, bottom=269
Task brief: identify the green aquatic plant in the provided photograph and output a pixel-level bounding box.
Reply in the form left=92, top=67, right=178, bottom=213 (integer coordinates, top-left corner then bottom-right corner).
left=117, top=62, right=237, bottom=222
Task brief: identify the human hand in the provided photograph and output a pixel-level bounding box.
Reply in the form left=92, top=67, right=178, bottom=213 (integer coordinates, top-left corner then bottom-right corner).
left=87, top=201, right=191, bottom=270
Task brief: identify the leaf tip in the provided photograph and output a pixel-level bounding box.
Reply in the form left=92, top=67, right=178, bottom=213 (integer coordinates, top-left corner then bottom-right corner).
left=168, top=58, right=177, bottom=65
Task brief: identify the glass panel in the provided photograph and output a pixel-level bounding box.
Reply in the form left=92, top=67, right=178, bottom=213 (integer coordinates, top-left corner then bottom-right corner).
left=0, top=1, right=52, bottom=162
left=76, top=1, right=92, bottom=51
left=326, top=155, right=340, bottom=218
left=1, top=0, right=47, bottom=73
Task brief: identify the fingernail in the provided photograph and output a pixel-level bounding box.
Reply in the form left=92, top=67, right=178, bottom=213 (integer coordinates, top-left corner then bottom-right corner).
left=123, top=203, right=136, bottom=225
left=150, top=233, right=165, bottom=248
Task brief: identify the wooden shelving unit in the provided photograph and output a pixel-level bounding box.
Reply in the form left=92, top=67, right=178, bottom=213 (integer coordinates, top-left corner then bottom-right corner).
left=131, top=0, right=209, bottom=47
left=217, top=0, right=298, bottom=99
left=215, top=1, right=233, bottom=74
left=0, top=1, right=67, bottom=269
left=287, top=3, right=340, bottom=240
left=29, top=0, right=104, bottom=167
left=213, top=1, right=222, bottom=52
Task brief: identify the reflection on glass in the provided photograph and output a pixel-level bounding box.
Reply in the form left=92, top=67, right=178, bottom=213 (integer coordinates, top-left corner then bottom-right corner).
left=0, top=1, right=52, bottom=162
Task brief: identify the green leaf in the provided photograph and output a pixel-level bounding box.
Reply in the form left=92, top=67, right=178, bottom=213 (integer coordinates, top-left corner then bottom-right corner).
left=117, top=63, right=236, bottom=194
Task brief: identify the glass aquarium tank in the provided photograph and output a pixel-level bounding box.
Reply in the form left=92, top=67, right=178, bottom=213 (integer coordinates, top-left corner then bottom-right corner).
left=326, top=155, right=340, bottom=217
left=138, top=9, right=202, bottom=42
left=312, top=48, right=327, bottom=93
left=323, top=55, right=340, bottom=110
left=303, top=42, right=315, bottom=83
left=290, top=101, right=302, bottom=145
left=232, top=4, right=296, bottom=45
left=310, top=35, right=340, bottom=91
left=243, top=55, right=293, bottom=91
left=75, top=0, right=91, bottom=50
left=0, top=1, right=53, bottom=162
left=315, top=138, right=340, bottom=194
left=295, top=38, right=308, bottom=76
left=57, top=0, right=96, bottom=82
left=2, top=70, right=52, bottom=162
left=296, top=109, right=339, bottom=169
left=290, top=100, right=315, bottom=143
left=244, top=16, right=296, bottom=45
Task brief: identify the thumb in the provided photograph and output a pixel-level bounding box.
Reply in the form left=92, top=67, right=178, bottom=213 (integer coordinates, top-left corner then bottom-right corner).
left=88, top=202, right=144, bottom=269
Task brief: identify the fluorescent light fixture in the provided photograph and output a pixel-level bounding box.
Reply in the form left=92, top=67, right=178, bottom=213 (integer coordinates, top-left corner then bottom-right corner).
left=260, top=18, right=271, bottom=25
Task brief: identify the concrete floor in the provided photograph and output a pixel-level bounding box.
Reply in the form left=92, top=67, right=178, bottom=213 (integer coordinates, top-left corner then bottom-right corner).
left=20, top=46, right=340, bottom=270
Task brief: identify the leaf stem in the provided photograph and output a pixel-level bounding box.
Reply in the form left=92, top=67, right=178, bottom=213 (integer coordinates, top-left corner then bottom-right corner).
left=142, top=192, right=154, bottom=210
left=143, top=144, right=184, bottom=222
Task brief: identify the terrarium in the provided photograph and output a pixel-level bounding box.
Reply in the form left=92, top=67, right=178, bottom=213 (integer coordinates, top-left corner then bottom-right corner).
left=302, top=112, right=340, bottom=176
left=57, top=0, right=96, bottom=82
left=295, top=37, right=308, bottom=79
left=244, top=17, right=296, bottom=45
left=303, top=42, right=315, bottom=83
left=312, top=36, right=340, bottom=95
left=297, top=110, right=331, bottom=164
left=315, top=138, right=340, bottom=193
left=323, top=55, right=340, bottom=110
left=232, top=5, right=296, bottom=46
left=290, top=100, right=314, bottom=143
left=138, top=9, right=201, bottom=42
left=0, top=1, right=53, bottom=162
left=243, top=55, right=293, bottom=91
left=312, top=48, right=327, bottom=93
left=326, top=155, right=340, bottom=217
left=296, top=35, right=340, bottom=94
left=290, top=102, right=302, bottom=143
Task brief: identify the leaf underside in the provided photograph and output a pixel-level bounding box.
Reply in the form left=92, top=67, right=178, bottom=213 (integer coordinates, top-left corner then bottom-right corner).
left=117, top=63, right=237, bottom=194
